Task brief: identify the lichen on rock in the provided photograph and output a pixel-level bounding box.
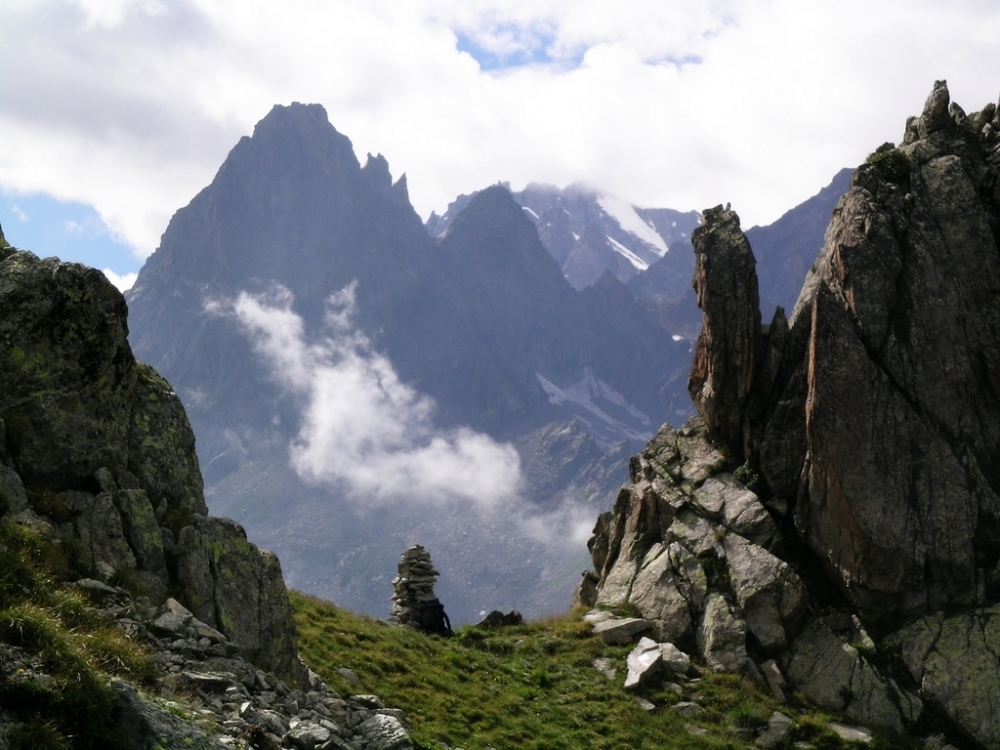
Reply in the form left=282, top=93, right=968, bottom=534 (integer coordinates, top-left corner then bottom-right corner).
left=0, top=247, right=302, bottom=683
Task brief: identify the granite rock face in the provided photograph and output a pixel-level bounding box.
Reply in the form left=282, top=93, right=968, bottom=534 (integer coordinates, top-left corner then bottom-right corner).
left=585, top=83, right=1000, bottom=747
left=0, top=249, right=301, bottom=682
left=586, top=420, right=806, bottom=665
left=688, top=206, right=762, bottom=458
left=692, top=81, right=1000, bottom=627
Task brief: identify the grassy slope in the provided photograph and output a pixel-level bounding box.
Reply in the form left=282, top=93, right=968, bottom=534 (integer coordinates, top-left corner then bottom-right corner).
left=292, top=592, right=917, bottom=750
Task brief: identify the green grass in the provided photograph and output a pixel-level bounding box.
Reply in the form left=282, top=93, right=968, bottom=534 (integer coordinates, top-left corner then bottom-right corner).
left=292, top=591, right=923, bottom=750
left=0, top=517, right=156, bottom=750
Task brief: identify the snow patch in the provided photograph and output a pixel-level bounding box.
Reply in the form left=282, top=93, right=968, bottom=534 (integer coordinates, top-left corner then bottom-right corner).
left=522, top=206, right=539, bottom=220
left=597, top=195, right=669, bottom=256
left=536, top=368, right=653, bottom=449
left=607, top=237, right=649, bottom=271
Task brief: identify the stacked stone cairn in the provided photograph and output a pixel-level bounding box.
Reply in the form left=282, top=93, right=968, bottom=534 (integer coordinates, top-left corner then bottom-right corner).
left=389, top=545, right=451, bottom=635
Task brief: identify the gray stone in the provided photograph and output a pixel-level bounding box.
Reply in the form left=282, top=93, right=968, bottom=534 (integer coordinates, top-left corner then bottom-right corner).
left=635, top=696, right=656, bottom=712
left=659, top=642, right=690, bottom=675
left=0, top=463, right=28, bottom=515
left=673, top=701, right=703, bottom=717
left=153, top=610, right=191, bottom=635
left=582, top=610, right=614, bottom=624
left=688, top=205, right=762, bottom=458
left=829, top=722, right=872, bottom=744
left=724, top=534, right=805, bottom=652
left=889, top=604, right=1000, bottom=747
left=337, top=667, right=362, bottom=687
left=697, top=594, right=749, bottom=674
left=787, top=619, right=904, bottom=733
left=628, top=542, right=699, bottom=644
left=591, top=617, right=653, bottom=644
left=351, top=695, right=384, bottom=710
left=356, top=714, right=410, bottom=750
left=667, top=509, right=722, bottom=557
left=760, top=660, right=786, bottom=703
left=755, top=712, right=793, bottom=749
left=593, top=657, right=616, bottom=680
left=287, top=724, right=332, bottom=750
left=110, top=678, right=228, bottom=749
left=624, top=637, right=663, bottom=690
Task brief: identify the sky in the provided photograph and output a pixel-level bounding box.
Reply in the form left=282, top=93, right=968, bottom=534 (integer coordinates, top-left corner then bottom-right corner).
left=3, top=0, right=1000, bottom=291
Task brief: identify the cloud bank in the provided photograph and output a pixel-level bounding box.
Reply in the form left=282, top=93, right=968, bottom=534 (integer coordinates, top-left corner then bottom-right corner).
left=208, top=283, right=524, bottom=508
left=4, top=1, right=1000, bottom=262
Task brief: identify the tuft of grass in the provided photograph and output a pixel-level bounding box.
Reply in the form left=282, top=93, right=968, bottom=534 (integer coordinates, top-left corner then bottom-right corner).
left=0, top=518, right=156, bottom=749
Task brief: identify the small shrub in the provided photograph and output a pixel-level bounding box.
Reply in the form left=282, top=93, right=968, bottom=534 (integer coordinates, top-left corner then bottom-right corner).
left=732, top=462, right=762, bottom=493
left=865, top=146, right=910, bottom=184
left=698, top=550, right=731, bottom=592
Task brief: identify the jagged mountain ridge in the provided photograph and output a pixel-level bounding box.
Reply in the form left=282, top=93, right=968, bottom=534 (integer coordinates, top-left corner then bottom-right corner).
left=429, top=173, right=851, bottom=350
left=428, top=182, right=700, bottom=292
left=125, top=102, right=690, bottom=622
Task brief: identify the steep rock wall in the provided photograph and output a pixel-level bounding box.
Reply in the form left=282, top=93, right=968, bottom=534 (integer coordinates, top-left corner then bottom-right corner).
left=0, top=248, right=302, bottom=682
left=586, top=81, right=1000, bottom=748
left=695, top=81, right=1000, bottom=626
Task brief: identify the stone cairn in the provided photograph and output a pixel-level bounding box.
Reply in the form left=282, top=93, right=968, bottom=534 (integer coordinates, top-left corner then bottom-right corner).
left=389, top=545, right=451, bottom=635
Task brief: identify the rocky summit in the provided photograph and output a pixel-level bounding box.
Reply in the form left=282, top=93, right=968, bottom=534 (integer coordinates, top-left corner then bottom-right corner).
left=581, top=81, right=1000, bottom=748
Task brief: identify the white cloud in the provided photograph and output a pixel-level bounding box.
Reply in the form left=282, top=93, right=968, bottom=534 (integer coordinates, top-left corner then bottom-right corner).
left=101, top=268, right=138, bottom=291
left=11, top=205, right=28, bottom=222
left=3, top=0, right=1000, bottom=265
left=208, top=283, right=525, bottom=508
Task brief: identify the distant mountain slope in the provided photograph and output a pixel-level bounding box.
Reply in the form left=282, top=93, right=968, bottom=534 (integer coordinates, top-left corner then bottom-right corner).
left=427, top=172, right=849, bottom=348
left=428, top=183, right=700, bottom=291
left=747, top=167, right=854, bottom=319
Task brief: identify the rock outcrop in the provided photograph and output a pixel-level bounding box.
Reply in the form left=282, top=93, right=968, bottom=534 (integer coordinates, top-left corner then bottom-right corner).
left=0, top=246, right=418, bottom=748
left=693, top=80, right=1000, bottom=627
left=583, top=82, right=1000, bottom=748
left=0, top=249, right=300, bottom=682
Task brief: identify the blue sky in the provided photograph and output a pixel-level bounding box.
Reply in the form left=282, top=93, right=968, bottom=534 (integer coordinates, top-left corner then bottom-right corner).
left=3, top=1, right=1000, bottom=289
left=1, top=191, right=140, bottom=290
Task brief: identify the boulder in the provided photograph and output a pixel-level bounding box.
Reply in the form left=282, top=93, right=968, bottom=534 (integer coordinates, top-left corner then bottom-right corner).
left=591, top=617, right=653, bottom=644
left=173, top=516, right=302, bottom=682
left=697, top=593, right=752, bottom=676
left=623, top=637, right=664, bottom=689
left=594, top=484, right=675, bottom=608
left=723, top=534, right=805, bottom=652
left=623, top=637, right=690, bottom=690
left=0, top=252, right=134, bottom=489
left=628, top=541, right=704, bottom=644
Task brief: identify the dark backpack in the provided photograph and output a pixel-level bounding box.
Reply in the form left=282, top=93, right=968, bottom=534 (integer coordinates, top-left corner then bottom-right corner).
left=420, top=598, right=452, bottom=636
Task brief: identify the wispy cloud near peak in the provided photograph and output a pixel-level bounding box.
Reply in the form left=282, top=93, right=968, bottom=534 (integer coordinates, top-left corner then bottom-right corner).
left=206, top=283, right=524, bottom=508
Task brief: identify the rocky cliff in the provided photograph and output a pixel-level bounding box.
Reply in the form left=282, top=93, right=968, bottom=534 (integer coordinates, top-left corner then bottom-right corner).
left=0, top=245, right=417, bottom=749
left=0, top=248, right=300, bottom=681
left=583, top=81, right=1000, bottom=748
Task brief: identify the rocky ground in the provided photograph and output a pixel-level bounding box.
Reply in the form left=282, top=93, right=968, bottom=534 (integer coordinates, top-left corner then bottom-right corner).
left=0, top=576, right=413, bottom=750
